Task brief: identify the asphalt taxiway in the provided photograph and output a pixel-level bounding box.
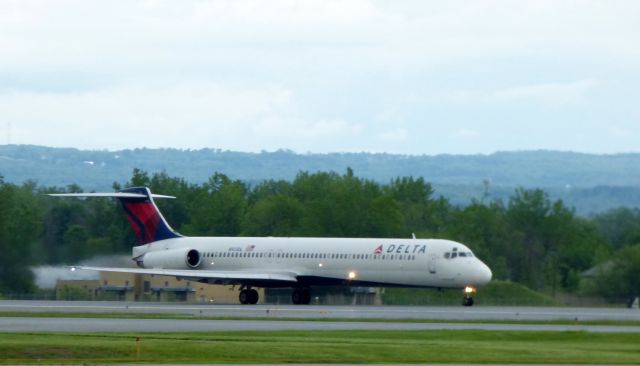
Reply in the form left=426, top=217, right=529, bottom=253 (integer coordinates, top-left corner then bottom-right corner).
left=1, top=300, right=638, bottom=321
left=2, top=316, right=640, bottom=333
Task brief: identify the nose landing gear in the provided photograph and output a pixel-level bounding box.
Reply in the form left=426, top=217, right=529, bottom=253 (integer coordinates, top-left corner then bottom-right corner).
left=462, top=286, right=476, bottom=307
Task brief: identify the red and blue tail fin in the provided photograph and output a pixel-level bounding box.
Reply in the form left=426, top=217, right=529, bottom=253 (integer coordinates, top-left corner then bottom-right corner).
left=49, top=186, right=182, bottom=245
left=116, top=187, right=182, bottom=244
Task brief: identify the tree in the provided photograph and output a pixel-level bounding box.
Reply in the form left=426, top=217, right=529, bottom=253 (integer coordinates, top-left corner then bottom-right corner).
left=504, top=188, right=609, bottom=291
left=0, top=182, right=41, bottom=294
left=385, top=177, right=438, bottom=234
left=591, top=207, right=640, bottom=250
left=63, top=225, right=88, bottom=263
left=183, top=173, right=248, bottom=236
left=593, top=245, right=640, bottom=302
left=243, top=194, right=304, bottom=236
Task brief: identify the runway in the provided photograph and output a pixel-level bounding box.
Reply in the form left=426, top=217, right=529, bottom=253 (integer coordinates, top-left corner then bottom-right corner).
left=1, top=300, right=639, bottom=333
left=2, top=316, right=640, bottom=333
left=1, top=300, right=639, bottom=322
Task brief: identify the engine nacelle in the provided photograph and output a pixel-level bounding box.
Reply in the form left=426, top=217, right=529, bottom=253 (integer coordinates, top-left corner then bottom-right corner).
left=139, top=248, right=201, bottom=269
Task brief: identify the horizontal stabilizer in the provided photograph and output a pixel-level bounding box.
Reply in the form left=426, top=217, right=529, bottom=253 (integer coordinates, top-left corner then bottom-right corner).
left=48, top=192, right=175, bottom=199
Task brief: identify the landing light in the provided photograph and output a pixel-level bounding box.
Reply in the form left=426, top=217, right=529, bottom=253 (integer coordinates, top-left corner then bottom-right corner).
left=318, top=263, right=323, bottom=268
left=348, top=271, right=357, bottom=280
left=70, top=267, right=76, bottom=272
left=464, top=286, right=476, bottom=294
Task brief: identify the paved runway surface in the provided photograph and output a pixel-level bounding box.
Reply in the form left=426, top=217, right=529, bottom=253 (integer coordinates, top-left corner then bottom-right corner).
left=2, top=316, right=640, bottom=333
left=1, top=300, right=639, bottom=321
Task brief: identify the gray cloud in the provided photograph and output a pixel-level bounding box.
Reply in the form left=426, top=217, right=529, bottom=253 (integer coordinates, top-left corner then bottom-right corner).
left=0, top=0, right=639, bottom=154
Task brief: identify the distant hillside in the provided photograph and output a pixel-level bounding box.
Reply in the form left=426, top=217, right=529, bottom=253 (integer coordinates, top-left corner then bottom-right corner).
left=1, top=145, right=639, bottom=215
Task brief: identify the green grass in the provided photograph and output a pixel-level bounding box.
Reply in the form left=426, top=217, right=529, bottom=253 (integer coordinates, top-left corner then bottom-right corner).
left=1, top=330, right=639, bottom=364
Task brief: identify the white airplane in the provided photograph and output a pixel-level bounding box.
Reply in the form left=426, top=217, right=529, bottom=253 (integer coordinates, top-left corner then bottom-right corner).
left=51, top=186, right=492, bottom=306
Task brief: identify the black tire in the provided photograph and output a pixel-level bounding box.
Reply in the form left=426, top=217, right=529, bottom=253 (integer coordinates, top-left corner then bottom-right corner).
left=301, top=289, right=311, bottom=304
left=462, top=296, right=474, bottom=307
left=239, top=290, right=250, bottom=305
left=248, top=289, right=259, bottom=304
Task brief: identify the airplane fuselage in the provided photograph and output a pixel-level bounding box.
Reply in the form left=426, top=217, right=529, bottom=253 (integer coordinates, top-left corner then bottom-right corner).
left=133, top=237, right=492, bottom=289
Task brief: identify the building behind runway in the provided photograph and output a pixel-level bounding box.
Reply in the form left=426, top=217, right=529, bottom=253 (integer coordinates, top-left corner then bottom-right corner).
left=55, top=272, right=381, bottom=304
left=56, top=272, right=262, bottom=304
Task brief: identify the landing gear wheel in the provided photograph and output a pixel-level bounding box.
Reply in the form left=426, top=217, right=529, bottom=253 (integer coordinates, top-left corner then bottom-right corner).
left=462, top=295, right=474, bottom=307
left=239, top=289, right=250, bottom=305
left=292, top=288, right=311, bottom=305
left=248, top=289, right=259, bottom=304
left=240, top=289, right=260, bottom=304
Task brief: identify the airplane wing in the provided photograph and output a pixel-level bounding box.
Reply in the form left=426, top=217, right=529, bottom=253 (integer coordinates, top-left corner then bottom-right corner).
left=68, top=266, right=299, bottom=285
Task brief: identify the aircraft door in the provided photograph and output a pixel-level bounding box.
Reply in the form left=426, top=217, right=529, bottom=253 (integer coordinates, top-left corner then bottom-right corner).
left=428, top=253, right=437, bottom=274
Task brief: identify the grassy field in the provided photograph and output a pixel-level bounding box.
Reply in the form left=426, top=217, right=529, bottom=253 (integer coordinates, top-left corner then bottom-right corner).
left=1, top=330, right=639, bottom=364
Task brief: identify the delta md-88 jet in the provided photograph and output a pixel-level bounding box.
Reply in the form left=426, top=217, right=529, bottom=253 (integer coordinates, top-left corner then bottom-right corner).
left=51, top=187, right=492, bottom=306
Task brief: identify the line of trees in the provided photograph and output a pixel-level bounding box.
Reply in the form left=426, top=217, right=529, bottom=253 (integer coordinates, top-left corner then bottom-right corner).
left=0, top=169, right=638, bottom=302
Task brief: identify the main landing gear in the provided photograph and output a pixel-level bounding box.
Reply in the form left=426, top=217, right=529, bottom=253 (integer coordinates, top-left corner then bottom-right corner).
left=462, top=286, right=476, bottom=307
left=239, top=287, right=259, bottom=304
left=291, top=288, right=311, bottom=305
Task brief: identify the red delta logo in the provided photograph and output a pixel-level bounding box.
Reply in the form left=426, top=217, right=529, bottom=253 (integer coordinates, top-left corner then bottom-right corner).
left=374, top=245, right=383, bottom=255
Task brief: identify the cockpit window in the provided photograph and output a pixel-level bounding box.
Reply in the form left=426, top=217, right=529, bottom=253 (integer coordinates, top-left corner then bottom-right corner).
left=443, top=248, right=475, bottom=260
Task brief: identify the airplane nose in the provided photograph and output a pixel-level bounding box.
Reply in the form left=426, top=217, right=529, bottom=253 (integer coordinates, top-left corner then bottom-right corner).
left=479, top=261, right=492, bottom=285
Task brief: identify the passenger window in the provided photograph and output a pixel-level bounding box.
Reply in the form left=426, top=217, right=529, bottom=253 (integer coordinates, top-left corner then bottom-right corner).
left=459, top=252, right=467, bottom=257
left=451, top=252, right=457, bottom=258
left=444, top=253, right=450, bottom=259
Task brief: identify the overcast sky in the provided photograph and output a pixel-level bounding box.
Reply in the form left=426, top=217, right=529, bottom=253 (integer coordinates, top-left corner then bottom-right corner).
left=1, top=0, right=638, bottom=155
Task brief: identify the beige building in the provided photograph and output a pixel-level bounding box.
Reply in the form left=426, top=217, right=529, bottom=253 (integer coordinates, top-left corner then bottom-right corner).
left=55, top=272, right=381, bottom=304
left=56, top=271, right=264, bottom=304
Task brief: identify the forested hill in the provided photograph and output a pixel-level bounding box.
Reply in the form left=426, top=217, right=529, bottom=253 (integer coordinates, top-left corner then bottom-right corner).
left=1, top=145, right=640, bottom=214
